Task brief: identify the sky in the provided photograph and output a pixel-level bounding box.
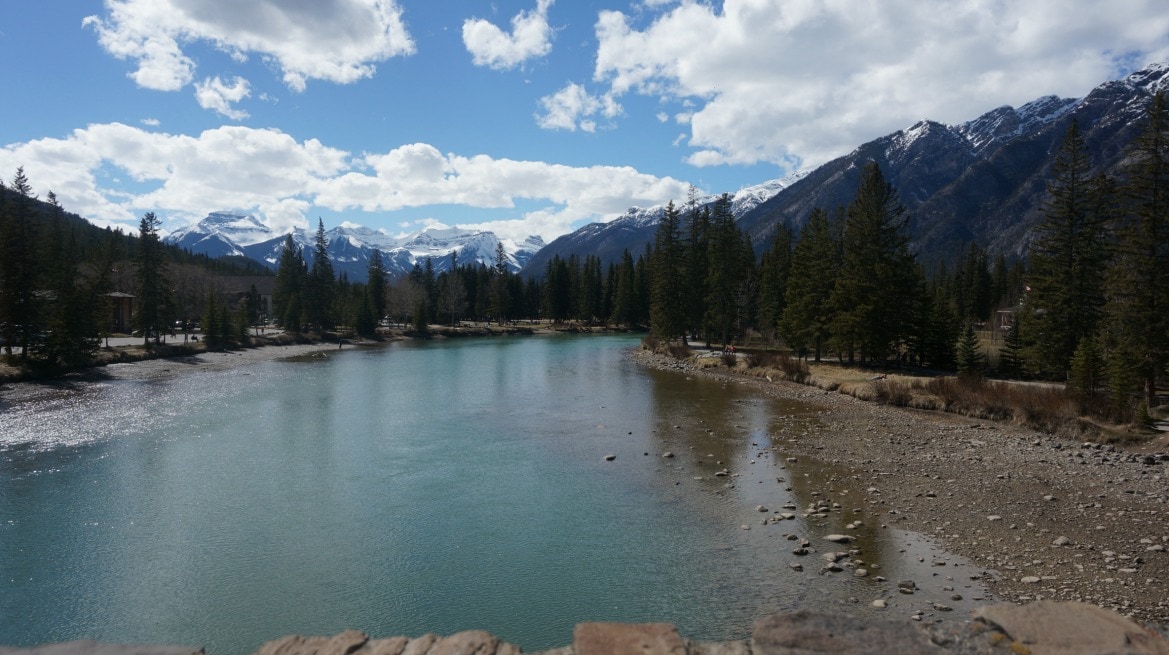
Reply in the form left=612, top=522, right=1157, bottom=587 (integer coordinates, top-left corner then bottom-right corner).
left=2, top=1, right=1168, bottom=243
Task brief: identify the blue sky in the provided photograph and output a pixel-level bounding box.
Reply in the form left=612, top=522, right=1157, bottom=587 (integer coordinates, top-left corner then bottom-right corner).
left=2, top=1, right=1168, bottom=243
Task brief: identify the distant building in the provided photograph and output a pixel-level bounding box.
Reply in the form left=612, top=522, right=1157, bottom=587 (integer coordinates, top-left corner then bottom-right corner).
left=107, top=292, right=135, bottom=333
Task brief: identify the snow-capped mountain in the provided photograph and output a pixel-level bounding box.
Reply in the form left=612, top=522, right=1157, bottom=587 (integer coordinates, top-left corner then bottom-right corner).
left=736, top=61, right=1169, bottom=267
left=164, top=213, right=545, bottom=280
left=520, top=174, right=803, bottom=275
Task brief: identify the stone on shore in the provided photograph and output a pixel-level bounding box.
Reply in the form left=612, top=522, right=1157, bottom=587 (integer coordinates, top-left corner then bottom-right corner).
left=974, top=600, right=1169, bottom=655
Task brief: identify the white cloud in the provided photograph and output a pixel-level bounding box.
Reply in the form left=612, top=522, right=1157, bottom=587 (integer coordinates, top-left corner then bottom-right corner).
left=84, top=0, right=415, bottom=95
left=313, top=144, right=691, bottom=240
left=141, top=118, right=161, bottom=127
left=0, top=123, right=348, bottom=232
left=0, top=124, right=689, bottom=242
left=463, top=0, right=555, bottom=70
left=582, top=0, right=1169, bottom=171
left=537, top=82, right=622, bottom=131
left=194, top=75, right=251, bottom=120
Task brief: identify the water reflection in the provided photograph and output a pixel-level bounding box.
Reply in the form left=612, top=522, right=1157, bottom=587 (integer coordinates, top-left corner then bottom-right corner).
left=641, top=364, right=990, bottom=617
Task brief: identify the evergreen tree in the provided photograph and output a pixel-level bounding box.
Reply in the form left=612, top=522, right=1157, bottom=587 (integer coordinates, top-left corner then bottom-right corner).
left=0, top=168, right=42, bottom=361
left=955, top=322, right=984, bottom=377
left=779, top=208, right=839, bottom=361
left=43, top=193, right=99, bottom=368
left=273, top=235, right=307, bottom=332
left=829, top=162, right=917, bottom=364
left=134, top=212, right=171, bottom=348
left=202, top=291, right=223, bottom=351
left=1068, top=336, right=1105, bottom=400
left=1026, top=119, right=1111, bottom=378
left=1105, top=92, right=1169, bottom=409
left=491, top=242, right=510, bottom=323
left=307, top=218, right=335, bottom=331
left=367, top=249, right=387, bottom=324
left=704, top=194, right=743, bottom=348
left=922, top=283, right=959, bottom=370
left=758, top=224, right=793, bottom=341
left=650, top=201, right=687, bottom=342
left=353, top=293, right=378, bottom=337
left=999, top=312, right=1026, bottom=378
left=683, top=198, right=710, bottom=340
left=543, top=255, right=572, bottom=323
left=611, top=249, right=638, bottom=326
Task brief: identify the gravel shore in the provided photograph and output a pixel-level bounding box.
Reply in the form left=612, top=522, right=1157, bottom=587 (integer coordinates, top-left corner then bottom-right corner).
left=632, top=348, right=1169, bottom=632
left=0, top=341, right=344, bottom=403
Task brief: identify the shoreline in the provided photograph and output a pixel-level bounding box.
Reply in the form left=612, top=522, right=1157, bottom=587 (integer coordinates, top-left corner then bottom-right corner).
left=630, top=347, right=1169, bottom=632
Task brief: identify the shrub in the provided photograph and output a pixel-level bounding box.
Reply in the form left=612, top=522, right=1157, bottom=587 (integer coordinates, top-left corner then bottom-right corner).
left=777, top=354, right=810, bottom=384
left=667, top=343, right=693, bottom=359
left=721, top=352, right=738, bottom=367
left=871, top=380, right=912, bottom=406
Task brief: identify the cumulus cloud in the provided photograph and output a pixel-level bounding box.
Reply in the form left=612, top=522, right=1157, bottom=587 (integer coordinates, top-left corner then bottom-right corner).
left=0, top=124, right=689, bottom=242
left=463, top=0, right=555, bottom=70
left=537, top=82, right=622, bottom=131
left=194, top=75, right=251, bottom=120
left=84, top=0, right=415, bottom=95
left=313, top=144, right=690, bottom=239
left=582, top=0, right=1169, bottom=171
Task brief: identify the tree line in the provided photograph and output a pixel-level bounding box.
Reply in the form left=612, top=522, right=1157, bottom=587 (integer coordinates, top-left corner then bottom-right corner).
left=0, top=172, right=269, bottom=369
left=643, top=93, right=1169, bottom=423
left=5, top=93, right=1165, bottom=417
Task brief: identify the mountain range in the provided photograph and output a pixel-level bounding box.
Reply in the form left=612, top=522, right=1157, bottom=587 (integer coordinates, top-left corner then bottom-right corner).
left=165, top=63, right=1169, bottom=280
left=528, top=62, right=1169, bottom=273
left=164, top=212, right=545, bottom=280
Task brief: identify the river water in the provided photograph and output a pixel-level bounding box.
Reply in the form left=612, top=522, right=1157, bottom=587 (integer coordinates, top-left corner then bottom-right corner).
left=0, top=335, right=982, bottom=653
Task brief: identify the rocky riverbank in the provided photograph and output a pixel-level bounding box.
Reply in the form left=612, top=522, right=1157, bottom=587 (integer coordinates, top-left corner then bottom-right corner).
left=632, top=348, right=1169, bottom=633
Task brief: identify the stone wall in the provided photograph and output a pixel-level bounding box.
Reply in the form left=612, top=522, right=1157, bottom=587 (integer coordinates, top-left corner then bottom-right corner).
left=3, top=601, right=1168, bottom=655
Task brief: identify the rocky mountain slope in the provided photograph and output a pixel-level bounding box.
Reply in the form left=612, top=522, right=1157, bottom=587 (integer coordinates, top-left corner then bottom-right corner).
left=739, top=63, right=1169, bottom=267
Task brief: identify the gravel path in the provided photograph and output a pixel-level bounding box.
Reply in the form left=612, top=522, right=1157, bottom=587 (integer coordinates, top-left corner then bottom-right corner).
left=632, top=349, right=1169, bottom=632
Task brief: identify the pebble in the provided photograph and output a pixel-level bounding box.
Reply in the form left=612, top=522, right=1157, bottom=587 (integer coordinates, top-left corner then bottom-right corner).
left=1053, top=536, right=1072, bottom=546
left=1021, top=576, right=1041, bottom=584
left=603, top=454, right=616, bottom=461
left=824, top=534, right=855, bottom=543
left=871, top=599, right=887, bottom=609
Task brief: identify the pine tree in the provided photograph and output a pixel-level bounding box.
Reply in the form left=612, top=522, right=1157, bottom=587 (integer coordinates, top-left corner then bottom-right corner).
left=999, top=312, right=1026, bottom=378
left=491, top=242, right=510, bottom=324
left=43, top=193, right=99, bottom=368
left=779, top=208, right=839, bottom=361
left=1068, top=336, right=1105, bottom=400
left=704, top=194, right=743, bottom=348
left=829, top=162, right=917, bottom=364
left=683, top=195, right=710, bottom=341
left=955, top=323, right=984, bottom=377
left=0, top=168, right=42, bottom=362
left=1105, top=92, right=1169, bottom=409
left=611, top=249, right=638, bottom=327
left=650, top=201, right=687, bottom=341
left=367, top=249, right=387, bottom=324
left=1026, top=119, right=1111, bottom=378
left=307, top=218, right=335, bottom=332
left=134, top=212, right=171, bottom=348
left=758, top=224, right=793, bottom=341
left=273, top=235, right=306, bottom=332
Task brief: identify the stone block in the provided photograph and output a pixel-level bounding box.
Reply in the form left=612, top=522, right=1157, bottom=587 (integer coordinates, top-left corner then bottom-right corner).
left=752, top=610, right=943, bottom=655
left=573, top=623, right=685, bottom=655
left=974, top=601, right=1169, bottom=655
